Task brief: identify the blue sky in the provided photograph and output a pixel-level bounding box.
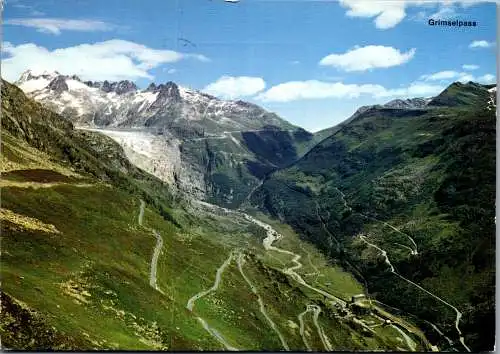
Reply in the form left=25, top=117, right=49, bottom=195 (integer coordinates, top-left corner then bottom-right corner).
left=2, top=0, right=497, bottom=131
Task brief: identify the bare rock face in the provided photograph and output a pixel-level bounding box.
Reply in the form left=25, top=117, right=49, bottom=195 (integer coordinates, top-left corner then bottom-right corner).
left=48, top=76, right=69, bottom=94
left=383, top=98, right=429, bottom=109
left=114, top=80, right=138, bottom=95
left=83, top=80, right=138, bottom=95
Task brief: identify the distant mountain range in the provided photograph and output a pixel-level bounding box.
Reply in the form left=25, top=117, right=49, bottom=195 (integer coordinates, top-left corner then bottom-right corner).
left=16, top=70, right=294, bottom=134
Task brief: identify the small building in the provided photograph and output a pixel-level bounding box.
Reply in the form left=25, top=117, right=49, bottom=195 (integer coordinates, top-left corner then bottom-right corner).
left=350, top=302, right=371, bottom=316
left=351, top=294, right=366, bottom=303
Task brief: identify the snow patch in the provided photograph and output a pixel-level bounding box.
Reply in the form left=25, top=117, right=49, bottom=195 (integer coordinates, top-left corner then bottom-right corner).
left=134, top=92, right=159, bottom=111
left=67, top=79, right=96, bottom=92
left=178, top=86, right=195, bottom=98
left=19, top=78, right=50, bottom=93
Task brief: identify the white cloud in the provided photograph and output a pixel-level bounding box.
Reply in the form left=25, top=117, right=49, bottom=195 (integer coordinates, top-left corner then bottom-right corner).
left=376, top=82, right=446, bottom=98
left=255, top=80, right=444, bottom=102
left=469, top=40, right=495, bottom=48
left=420, top=70, right=495, bottom=84
left=411, top=10, right=428, bottom=21
left=339, top=0, right=408, bottom=29
left=420, top=70, right=462, bottom=81
left=5, top=18, right=116, bottom=35
left=462, top=64, right=479, bottom=71
left=2, top=40, right=210, bottom=82
left=456, top=73, right=475, bottom=82
left=204, top=76, right=266, bottom=99
left=256, top=80, right=385, bottom=102
left=339, top=0, right=495, bottom=29
left=429, top=4, right=460, bottom=19
left=477, top=74, right=496, bottom=83
left=319, top=45, right=415, bottom=72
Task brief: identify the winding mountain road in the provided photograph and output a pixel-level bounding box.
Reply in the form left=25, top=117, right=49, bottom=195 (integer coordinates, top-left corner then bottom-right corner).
left=394, top=272, right=470, bottom=352
left=311, top=305, right=333, bottom=351
left=297, top=307, right=313, bottom=351
left=334, top=187, right=418, bottom=255
left=240, top=213, right=347, bottom=307
left=360, top=214, right=418, bottom=255
left=334, top=188, right=470, bottom=352
left=185, top=251, right=238, bottom=351
left=193, top=199, right=352, bottom=350
left=355, top=226, right=468, bottom=351
left=359, top=233, right=469, bottom=351
left=359, top=235, right=396, bottom=272
left=186, top=252, right=234, bottom=311
left=193, top=198, right=448, bottom=351
left=237, top=252, right=289, bottom=350
left=196, top=200, right=347, bottom=305
left=297, top=304, right=333, bottom=351
left=138, top=200, right=165, bottom=294
left=391, top=324, right=417, bottom=351
left=149, top=230, right=164, bottom=291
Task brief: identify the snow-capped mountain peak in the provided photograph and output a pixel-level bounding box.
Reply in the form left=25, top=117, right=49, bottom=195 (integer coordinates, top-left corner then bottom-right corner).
left=15, top=70, right=294, bottom=133
left=18, top=69, right=61, bottom=82
left=17, top=69, right=61, bottom=93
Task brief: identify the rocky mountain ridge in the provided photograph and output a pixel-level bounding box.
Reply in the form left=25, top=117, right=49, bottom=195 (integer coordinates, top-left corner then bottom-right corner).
left=16, top=70, right=294, bottom=134
left=313, top=83, right=496, bottom=142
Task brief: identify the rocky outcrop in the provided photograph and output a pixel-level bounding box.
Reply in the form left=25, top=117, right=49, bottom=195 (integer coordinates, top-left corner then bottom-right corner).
left=48, top=76, right=69, bottom=94
left=84, top=80, right=138, bottom=94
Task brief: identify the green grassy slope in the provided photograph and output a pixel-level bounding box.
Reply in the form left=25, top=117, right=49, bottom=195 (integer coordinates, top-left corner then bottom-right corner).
left=428, top=81, right=493, bottom=107
left=251, top=82, right=496, bottom=351
left=1, top=79, right=430, bottom=350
